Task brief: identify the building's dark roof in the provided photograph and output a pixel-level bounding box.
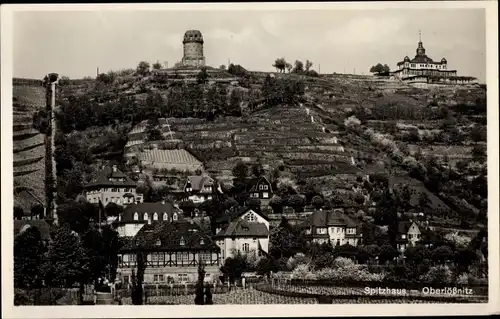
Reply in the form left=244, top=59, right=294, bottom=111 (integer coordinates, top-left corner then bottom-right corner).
left=185, top=175, right=214, bottom=192
left=300, top=210, right=358, bottom=229
left=247, top=177, right=273, bottom=193
left=14, top=220, right=51, bottom=241
left=215, top=207, right=269, bottom=224
left=86, top=165, right=137, bottom=188
left=397, top=221, right=420, bottom=234
left=120, top=220, right=219, bottom=252
left=120, top=202, right=181, bottom=223
left=214, top=219, right=269, bottom=238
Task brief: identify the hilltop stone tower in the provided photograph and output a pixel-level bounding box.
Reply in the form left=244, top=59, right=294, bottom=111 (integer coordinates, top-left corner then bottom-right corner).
left=181, top=30, right=206, bottom=67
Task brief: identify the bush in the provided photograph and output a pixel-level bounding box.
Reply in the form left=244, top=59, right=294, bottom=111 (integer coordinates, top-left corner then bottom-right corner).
left=419, top=265, right=453, bottom=284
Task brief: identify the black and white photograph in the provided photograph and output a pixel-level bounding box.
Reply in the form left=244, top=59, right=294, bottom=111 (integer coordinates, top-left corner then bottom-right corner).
left=1, top=2, right=498, bottom=318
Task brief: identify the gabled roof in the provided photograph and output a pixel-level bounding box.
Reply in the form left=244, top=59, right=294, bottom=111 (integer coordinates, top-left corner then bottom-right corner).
left=397, top=221, right=419, bottom=234
left=247, top=176, right=273, bottom=193
left=86, top=165, right=137, bottom=188
left=300, top=210, right=358, bottom=229
left=121, top=202, right=180, bottom=223
left=14, top=220, right=51, bottom=241
left=214, top=219, right=269, bottom=238
left=185, top=175, right=214, bottom=192
left=120, top=220, right=219, bottom=252
left=138, top=149, right=202, bottom=165
left=215, top=206, right=269, bottom=223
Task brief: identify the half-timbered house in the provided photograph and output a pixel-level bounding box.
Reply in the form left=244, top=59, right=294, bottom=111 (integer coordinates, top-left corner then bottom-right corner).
left=117, top=219, right=221, bottom=285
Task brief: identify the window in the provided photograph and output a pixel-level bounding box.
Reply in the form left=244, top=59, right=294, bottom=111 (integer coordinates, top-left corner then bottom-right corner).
left=154, top=275, right=159, bottom=282
left=200, top=252, right=211, bottom=262
left=173, top=213, right=178, bottom=221
left=200, top=239, right=204, bottom=245
left=259, top=185, right=264, bottom=190
left=242, top=243, right=250, bottom=252
left=180, top=237, right=185, bottom=246
left=133, top=212, right=139, bottom=221
left=401, top=234, right=406, bottom=239
left=263, top=185, right=269, bottom=190
left=159, top=275, right=164, bottom=281
left=155, top=240, right=161, bottom=247
left=163, top=213, right=168, bottom=221
left=245, top=213, right=256, bottom=222
left=317, top=228, right=327, bottom=234
left=143, top=213, right=148, bottom=221
left=262, top=192, right=269, bottom=198
left=253, top=238, right=256, bottom=242
left=123, top=276, right=129, bottom=284
left=153, top=213, right=158, bottom=221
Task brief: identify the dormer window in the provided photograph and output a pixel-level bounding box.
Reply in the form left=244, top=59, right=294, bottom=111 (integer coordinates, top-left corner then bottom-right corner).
left=180, top=237, right=185, bottom=246
left=245, top=213, right=256, bottom=222
left=153, top=212, right=158, bottom=221
left=133, top=212, right=139, bottom=221
left=155, top=240, right=161, bottom=246
left=173, top=213, right=178, bottom=221
left=143, top=213, right=148, bottom=221
left=401, top=234, right=407, bottom=239
left=200, top=239, right=204, bottom=245
left=163, top=212, right=168, bottom=221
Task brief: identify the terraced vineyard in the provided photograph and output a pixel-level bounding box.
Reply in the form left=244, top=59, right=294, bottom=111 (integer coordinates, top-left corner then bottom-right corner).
left=13, top=81, right=47, bottom=214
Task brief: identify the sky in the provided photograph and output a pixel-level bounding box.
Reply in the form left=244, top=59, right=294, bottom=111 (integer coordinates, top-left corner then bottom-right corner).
left=12, top=7, right=486, bottom=82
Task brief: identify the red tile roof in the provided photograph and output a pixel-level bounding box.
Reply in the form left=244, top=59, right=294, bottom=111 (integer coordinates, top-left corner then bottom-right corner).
left=214, top=219, right=269, bottom=238
left=86, top=165, right=137, bottom=188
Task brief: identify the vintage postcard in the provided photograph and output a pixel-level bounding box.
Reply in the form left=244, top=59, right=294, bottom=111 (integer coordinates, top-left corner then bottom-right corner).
left=1, top=1, right=498, bottom=318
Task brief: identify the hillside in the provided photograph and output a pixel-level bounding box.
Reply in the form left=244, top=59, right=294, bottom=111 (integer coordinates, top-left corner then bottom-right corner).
left=50, top=67, right=487, bottom=228
left=13, top=81, right=47, bottom=215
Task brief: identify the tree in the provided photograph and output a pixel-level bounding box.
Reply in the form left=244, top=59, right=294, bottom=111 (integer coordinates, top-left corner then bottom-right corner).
left=305, top=60, right=313, bottom=71
left=311, top=195, right=324, bottom=210
left=470, top=125, right=486, bottom=143
left=269, top=220, right=307, bottom=258
left=136, top=61, right=150, bottom=76
left=273, top=57, right=287, bottom=73
left=251, top=162, right=265, bottom=178
left=285, top=63, right=293, bottom=73
left=247, top=198, right=261, bottom=210
left=333, top=244, right=358, bottom=259
left=232, top=161, right=249, bottom=182
left=197, top=67, right=209, bottom=84
left=228, top=89, right=242, bottom=116
left=221, top=252, right=248, bottom=284
left=14, top=206, right=24, bottom=220
left=194, top=261, right=205, bottom=305
left=378, top=244, right=399, bottom=264
left=369, top=63, right=390, bottom=74
left=152, top=62, right=162, bottom=70
left=46, top=224, right=89, bottom=291
left=14, top=226, right=47, bottom=289
left=219, top=65, right=226, bottom=70
left=269, top=195, right=284, bottom=214
left=292, top=60, right=304, bottom=73
left=30, top=204, right=45, bottom=219
left=204, top=285, right=213, bottom=304
left=472, top=144, right=486, bottom=160
left=431, top=245, right=454, bottom=265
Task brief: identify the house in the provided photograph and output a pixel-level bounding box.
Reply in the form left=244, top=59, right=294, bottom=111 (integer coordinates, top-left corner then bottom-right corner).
left=117, top=220, right=221, bottom=285
left=85, top=164, right=143, bottom=206
left=396, top=220, right=422, bottom=251
left=299, top=209, right=362, bottom=246
left=14, top=219, right=51, bottom=244
left=213, top=207, right=270, bottom=264
left=246, top=176, right=273, bottom=206
left=183, top=175, right=216, bottom=204
left=115, top=202, right=183, bottom=238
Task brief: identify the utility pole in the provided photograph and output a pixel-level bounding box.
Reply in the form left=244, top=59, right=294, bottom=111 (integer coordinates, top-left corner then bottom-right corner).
left=97, top=67, right=99, bottom=76
left=319, top=64, right=321, bottom=74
